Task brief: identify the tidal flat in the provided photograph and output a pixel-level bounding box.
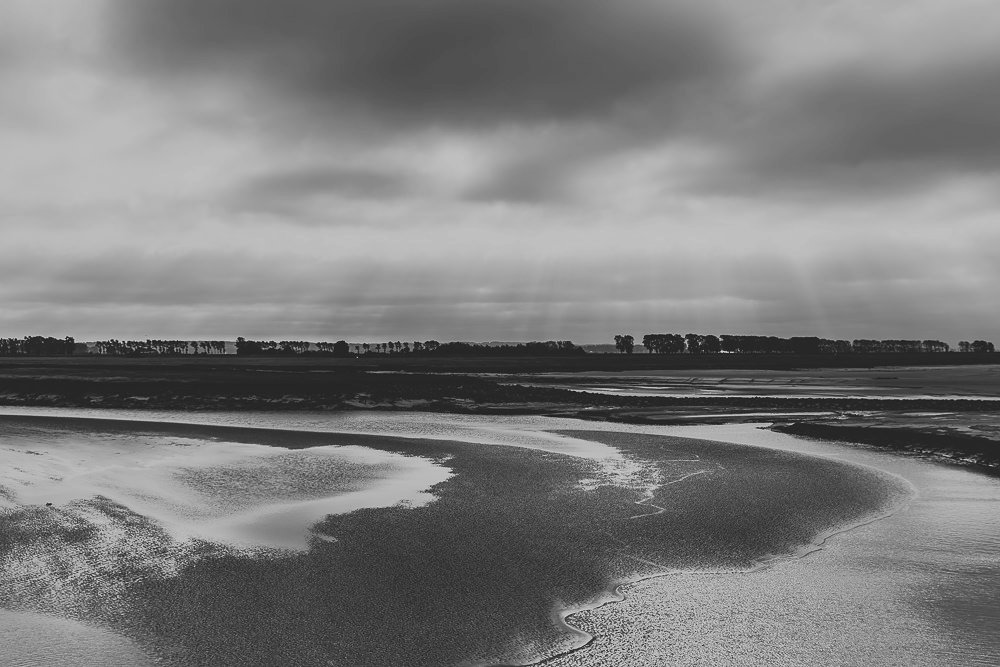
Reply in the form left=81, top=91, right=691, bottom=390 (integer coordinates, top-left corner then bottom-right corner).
left=0, top=410, right=939, bottom=666
left=547, top=424, right=1000, bottom=666
left=2, top=358, right=998, bottom=475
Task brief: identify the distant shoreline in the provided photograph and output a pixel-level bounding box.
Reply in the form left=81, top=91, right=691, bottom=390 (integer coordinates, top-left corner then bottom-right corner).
left=1, top=351, right=999, bottom=372
left=1, top=357, right=998, bottom=477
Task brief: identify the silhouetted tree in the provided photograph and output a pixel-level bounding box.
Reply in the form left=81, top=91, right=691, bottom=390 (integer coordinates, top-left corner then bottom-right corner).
left=684, top=333, right=703, bottom=354
left=971, top=340, right=995, bottom=353
left=613, top=334, right=635, bottom=354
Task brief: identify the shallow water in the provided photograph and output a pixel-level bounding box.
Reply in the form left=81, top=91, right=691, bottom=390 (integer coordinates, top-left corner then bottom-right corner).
left=1, top=408, right=997, bottom=665
left=524, top=381, right=1000, bottom=402
left=521, top=365, right=1000, bottom=401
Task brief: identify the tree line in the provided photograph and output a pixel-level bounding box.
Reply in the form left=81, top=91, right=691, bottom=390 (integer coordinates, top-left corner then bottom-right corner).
left=959, top=340, right=997, bottom=353
left=0, top=336, right=76, bottom=356
left=92, top=340, right=228, bottom=356
left=234, top=338, right=585, bottom=357
left=613, top=333, right=995, bottom=355
left=235, top=338, right=350, bottom=356
left=0, top=336, right=585, bottom=357
left=0, top=333, right=993, bottom=357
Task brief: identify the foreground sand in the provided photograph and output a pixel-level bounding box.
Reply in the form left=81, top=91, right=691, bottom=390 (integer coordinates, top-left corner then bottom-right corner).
left=0, top=413, right=908, bottom=666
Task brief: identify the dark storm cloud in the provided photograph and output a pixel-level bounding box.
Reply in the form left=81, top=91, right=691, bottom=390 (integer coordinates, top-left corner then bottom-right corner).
left=117, top=0, right=1000, bottom=204
left=779, top=60, right=1000, bottom=167
left=48, top=0, right=1000, bottom=209
left=111, top=0, right=735, bottom=127
left=685, top=38, right=1000, bottom=199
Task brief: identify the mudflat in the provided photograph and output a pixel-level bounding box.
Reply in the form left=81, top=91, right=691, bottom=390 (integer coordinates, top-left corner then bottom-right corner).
left=1, top=358, right=997, bottom=664
left=0, top=414, right=906, bottom=666
left=524, top=363, right=1000, bottom=397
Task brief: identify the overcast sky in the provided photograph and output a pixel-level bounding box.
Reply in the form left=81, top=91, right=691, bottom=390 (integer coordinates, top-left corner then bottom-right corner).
left=2, top=0, right=998, bottom=343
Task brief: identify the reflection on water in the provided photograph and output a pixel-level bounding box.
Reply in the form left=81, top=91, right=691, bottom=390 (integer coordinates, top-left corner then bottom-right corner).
left=518, top=365, right=1000, bottom=401
left=525, top=381, right=1000, bottom=402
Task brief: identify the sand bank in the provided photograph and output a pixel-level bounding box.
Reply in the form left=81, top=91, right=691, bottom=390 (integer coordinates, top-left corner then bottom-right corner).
left=0, top=415, right=452, bottom=550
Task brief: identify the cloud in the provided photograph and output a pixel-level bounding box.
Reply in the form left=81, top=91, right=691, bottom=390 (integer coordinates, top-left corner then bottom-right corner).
left=110, top=0, right=736, bottom=129
left=2, top=0, right=1000, bottom=341
left=3, top=220, right=997, bottom=342
left=668, top=2, right=1000, bottom=200
left=228, top=164, right=416, bottom=213
left=106, top=0, right=745, bottom=204
left=692, top=60, right=1000, bottom=200
left=41, top=0, right=1000, bottom=208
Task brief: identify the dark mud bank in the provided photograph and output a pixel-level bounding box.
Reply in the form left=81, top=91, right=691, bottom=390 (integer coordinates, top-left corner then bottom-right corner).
left=772, top=422, right=1000, bottom=475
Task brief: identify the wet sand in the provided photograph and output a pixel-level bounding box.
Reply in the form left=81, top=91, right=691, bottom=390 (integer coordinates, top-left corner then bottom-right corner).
left=524, top=364, right=1000, bottom=399
left=546, top=424, right=1000, bottom=666
left=0, top=411, right=909, bottom=666
left=0, top=609, right=153, bottom=667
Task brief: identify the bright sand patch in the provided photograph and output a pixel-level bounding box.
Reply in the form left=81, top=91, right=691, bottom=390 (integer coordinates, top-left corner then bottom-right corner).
left=0, top=417, right=451, bottom=550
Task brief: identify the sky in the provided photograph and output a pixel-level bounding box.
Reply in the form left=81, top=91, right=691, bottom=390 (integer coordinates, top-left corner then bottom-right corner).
left=1, top=0, right=998, bottom=343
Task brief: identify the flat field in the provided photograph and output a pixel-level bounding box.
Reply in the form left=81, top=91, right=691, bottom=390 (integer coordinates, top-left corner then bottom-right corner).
left=0, top=351, right=998, bottom=375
